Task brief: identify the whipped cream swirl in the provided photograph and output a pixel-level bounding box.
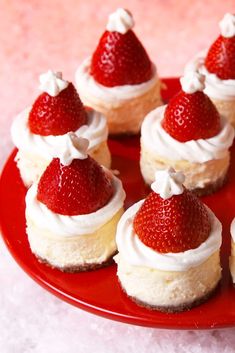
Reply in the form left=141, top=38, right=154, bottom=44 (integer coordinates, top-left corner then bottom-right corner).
left=11, top=107, right=108, bottom=160
left=26, top=173, right=125, bottom=237
left=151, top=168, right=185, bottom=199
left=141, top=105, right=234, bottom=163
left=116, top=200, right=222, bottom=271
left=75, top=57, right=158, bottom=108
left=39, top=71, right=69, bottom=96
left=219, top=13, right=235, bottom=38
left=180, top=71, right=205, bottom=94
left=185, top=50, right=235, bottom=100
left=106, top=8, right=134, bottom=34
left=53, top=133, right=89, bottom=166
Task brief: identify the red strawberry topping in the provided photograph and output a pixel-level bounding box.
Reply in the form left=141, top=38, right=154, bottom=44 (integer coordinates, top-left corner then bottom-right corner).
left=205, top=35, right=235, bottom=80
left=162, top=90, right=221, bottom=142
left=37, top=157, right=113, bottom=216
left=133, top=190, right=211, bottom=253
left=90, top=30, right=153, bottom=87
left=29, top=83, right=87, bottom=136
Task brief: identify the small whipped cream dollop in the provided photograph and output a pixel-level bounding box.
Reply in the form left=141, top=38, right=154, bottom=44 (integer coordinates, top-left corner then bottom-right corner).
left=116, top=201, right=222, bottom=271
left=39, top=70, right=69, bottom=97
left=180, top=72, right=205, bottom=94
left=26, top=174, right=126, bottom=237
left=52, top=133, right=89, bottom=166
left=231, top=218, right=235, bottom=241
left=185, top=50, right=235, bottom=100
left=151, top=168, right=185, bottom=199
left=106, top=8, right=134, bottom=34
left=141, top=105, right=234, bottom=163
left=75, top=57, right=158, bottom=108
left=11, top=108, right=108, bottom=160
left=219, top=13, right=235, bottom=38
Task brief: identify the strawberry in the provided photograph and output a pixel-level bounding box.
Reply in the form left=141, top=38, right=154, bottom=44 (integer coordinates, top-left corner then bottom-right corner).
left=133, top=190, right=211, bottom=253
left=28, top=83, right=87, bottom=136
left=90, top=30, right=153, bottom=87
left=162, top=90, right=221, bottom=142
left=37, top=157, right=113, bottom=215
left=205, top=35, right=235, bottom=80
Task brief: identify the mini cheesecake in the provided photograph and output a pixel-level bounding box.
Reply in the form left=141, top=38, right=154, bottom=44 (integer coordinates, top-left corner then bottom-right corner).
left=11, top=70, right=111, bottom=187
left=115, top=169, right=222, bottom=312
left=185, top=13, right=235, bottom=127
left=230, top=219, right=235, bottom=283
left=25, top=134, right=125, bottom=272
left=140, top=72, right=234, bottom=195
left=75, top=8, right=162, bottom=135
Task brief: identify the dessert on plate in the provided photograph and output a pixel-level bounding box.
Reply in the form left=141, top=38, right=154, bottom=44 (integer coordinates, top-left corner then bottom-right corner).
left=140, top=71, right=234, bottom=195
left=25, top=134, right=126, bottom=272
left=115, top=168, right=222, bottom=312
left=11, top=70, right=111, bottom=187
left=75, top=8, right=162, bottom=135
left=185, top=13, right=235, bottom=126
left=230, top=218, right=235, bottom=283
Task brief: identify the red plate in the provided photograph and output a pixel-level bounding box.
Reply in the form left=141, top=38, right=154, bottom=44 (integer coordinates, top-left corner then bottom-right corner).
left=1, top=78, right=235, bottom=329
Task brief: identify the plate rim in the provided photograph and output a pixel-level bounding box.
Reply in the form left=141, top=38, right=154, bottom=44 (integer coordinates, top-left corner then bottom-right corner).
left=1, top=78, right=235, bottom=330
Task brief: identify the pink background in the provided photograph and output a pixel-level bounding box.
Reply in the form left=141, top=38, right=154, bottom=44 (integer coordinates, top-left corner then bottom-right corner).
left=1, top=0, right=235, bottom=167
left=1, top=1, right=235, bottom=352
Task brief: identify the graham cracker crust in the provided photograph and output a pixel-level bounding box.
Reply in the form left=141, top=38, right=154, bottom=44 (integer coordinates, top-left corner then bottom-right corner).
left=119, top=281, right=219, bottom=313
left=35, top=251, right=117, bottom=273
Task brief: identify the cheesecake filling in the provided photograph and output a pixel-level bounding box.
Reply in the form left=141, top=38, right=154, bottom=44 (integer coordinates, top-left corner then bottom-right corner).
left=230, top=219, right=235, bottom=283
left=231, top=218, right=235, bottom=242
left=11, top=107, right=108, bottom=160
left=115, top=200, right=222, bottom=272
left=141, top=105, right=234, bottom=163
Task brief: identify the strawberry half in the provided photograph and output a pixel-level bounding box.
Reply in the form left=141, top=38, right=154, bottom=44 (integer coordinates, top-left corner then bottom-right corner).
left=90, top=30, right=153, bottom=87
left=28, top=83, right=87, bottom=136
left=37, top=157, right=113, bottom=215
left=133, top=190, right=211, bottom=253
left=205, top=35, right=235, bottom=80
left=162, top=90, right=221, bottom=142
